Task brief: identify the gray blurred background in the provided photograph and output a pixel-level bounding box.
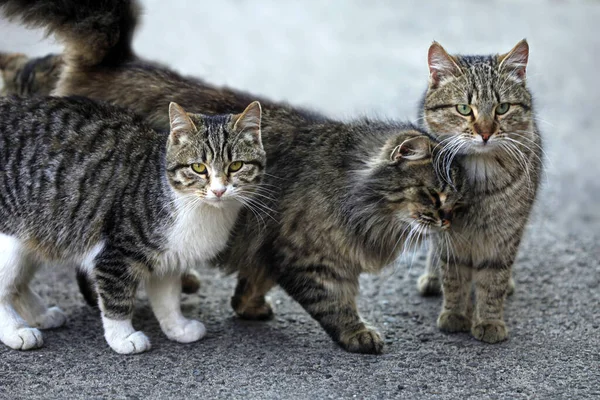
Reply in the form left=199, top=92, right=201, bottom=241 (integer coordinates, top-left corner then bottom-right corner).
left=0, top=1, right=599, bottom=399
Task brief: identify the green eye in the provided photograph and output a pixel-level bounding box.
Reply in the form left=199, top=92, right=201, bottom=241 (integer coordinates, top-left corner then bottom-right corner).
left=496, top=103, right=510, bottom=115
left=191, top=163, right=207, bottom=174
left=228, top=161, right=244, bottom=173
left=456, top=104, right=472, bottom=116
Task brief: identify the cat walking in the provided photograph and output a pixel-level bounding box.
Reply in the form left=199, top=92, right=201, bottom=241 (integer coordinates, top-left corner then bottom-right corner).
left=0, top=96, right=265, bottom=353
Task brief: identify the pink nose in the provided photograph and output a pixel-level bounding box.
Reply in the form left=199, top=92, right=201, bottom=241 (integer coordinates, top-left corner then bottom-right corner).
left=480, top=133, right=492, bottom=143
left=212, top=188, right=226, bottom=198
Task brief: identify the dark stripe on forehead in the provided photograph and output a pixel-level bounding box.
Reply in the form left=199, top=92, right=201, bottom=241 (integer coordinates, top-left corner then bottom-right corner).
left=425, top=104, right=456, bottom=112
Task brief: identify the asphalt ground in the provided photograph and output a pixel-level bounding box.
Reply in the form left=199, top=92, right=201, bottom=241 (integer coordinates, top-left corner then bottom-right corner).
left=0, top=1, right=599, bottom=399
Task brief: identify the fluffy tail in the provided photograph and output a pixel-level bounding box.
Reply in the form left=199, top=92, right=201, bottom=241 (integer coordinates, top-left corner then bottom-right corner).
left=0, top=0, right=140, bottom=66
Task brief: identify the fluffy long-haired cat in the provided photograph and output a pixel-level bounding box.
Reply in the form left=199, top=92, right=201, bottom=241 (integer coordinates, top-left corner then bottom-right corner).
left=0, top=96, right=265, bottom=353
left=1, top=0, right=464, bottom=353
left=417, top=40, right=543, bottom=343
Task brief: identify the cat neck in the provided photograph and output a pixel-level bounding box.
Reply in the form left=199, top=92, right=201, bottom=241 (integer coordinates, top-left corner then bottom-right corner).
left=344, top=170, right=412, bottom=272
left=155, top=193, right=243, bottom=275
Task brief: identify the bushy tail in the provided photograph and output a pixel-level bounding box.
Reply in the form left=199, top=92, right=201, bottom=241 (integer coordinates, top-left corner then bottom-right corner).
left=0, top=0, right=140, bottom=67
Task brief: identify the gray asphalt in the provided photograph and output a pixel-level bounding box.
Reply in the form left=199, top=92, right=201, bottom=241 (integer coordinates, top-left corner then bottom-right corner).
left=0, top=1, right=599, bottom=399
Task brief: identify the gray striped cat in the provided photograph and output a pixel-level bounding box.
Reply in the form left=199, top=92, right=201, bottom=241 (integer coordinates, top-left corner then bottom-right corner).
left=0, top=96, right=265, bottom=354
left=417, top=40, right=542, bottom=343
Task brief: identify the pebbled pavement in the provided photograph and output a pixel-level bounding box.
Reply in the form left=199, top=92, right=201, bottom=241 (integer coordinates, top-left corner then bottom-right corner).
left=0, top=1, right=599, bottom=399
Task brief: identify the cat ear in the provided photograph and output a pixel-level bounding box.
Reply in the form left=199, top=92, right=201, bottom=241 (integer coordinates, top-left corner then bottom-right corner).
left=498, top=39, right=529, bottom=82
left=168, top=102, right=196, bottom=145
left=428, top=41, right=462, bottom=89
left=233, top=101, right=262, bottom=142
left=390, top=135, right=432, bottom=162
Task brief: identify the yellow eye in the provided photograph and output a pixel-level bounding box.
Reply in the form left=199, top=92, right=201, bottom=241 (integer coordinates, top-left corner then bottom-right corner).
left=191, top=163, right=207, bottom=174
left=496, top=103, right=510, bottom=115
left=228, top=161, right=244, bottom=173
left=456, top=104, right=472, bottom=116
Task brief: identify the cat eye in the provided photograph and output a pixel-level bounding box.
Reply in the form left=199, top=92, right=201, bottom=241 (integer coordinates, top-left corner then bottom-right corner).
left=191, top=163, right=207, bottom=174
left=228, top=161, right=244, bottom=173
left=495, top=103, right=510, bottom=115
left=456, top=104, right=472, bottom=116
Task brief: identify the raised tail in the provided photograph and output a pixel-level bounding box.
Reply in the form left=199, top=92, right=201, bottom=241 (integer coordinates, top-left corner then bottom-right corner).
left=0, top=0, right=140, bottom=67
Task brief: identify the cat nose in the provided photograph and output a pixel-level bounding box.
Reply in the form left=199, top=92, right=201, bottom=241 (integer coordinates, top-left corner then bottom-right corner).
left=211, top=188, right=227, bottom=198
left=480, top=133, right=492, bottom=143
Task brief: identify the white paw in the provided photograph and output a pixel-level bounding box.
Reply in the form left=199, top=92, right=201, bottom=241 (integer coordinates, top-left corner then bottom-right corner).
left=2, top=327, right=44, bottom=350
left=36, top=307, right=67, bottom=329
left=106, top=331, right=151, bottom=354
left=163, top=319, right=206, bottom=343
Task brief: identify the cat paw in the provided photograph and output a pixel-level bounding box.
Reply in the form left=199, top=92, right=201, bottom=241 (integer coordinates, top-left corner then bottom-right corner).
left=106, top=331, right=151, bottom=354
left=417, top=274, right=441, bottom=296
left=232, top=296, right=274, bottom=321
left=2, top=327, right=44, bottom=350
left=162, top=319, right=206, bottom=343
left=437, top=311, right=471, bottom=333
left=35, top=307, right=67, bottom=330
left=471, top=320, right=508, bottom=343
left=339, top=328, right=384, bottom=354
left=181, top=270, right=201, bottom=294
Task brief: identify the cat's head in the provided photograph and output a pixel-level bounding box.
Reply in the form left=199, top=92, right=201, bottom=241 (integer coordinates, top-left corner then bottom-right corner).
left=421, top=40, right=534, bottom=156
left=367, top=130, right=463, bottom=231
left=166, top=101, right=266, bottom=208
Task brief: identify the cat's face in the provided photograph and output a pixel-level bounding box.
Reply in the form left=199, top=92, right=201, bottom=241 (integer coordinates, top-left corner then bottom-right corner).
left=166, top=101, right=266, bottom=208
left=369, top=132, right=463, bottom=231
left=422, top=40, right=534, bottom=157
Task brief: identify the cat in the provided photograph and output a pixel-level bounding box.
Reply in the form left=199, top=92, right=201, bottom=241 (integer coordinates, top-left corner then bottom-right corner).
left=416, top=40, right=543, bottom=343
left=0, top=52, right=206, bottom=296
left=0, top=52, right=62, bottom=96
left=0, top=95, right=265, bottom=353
left=1, top=0, right=464, bottom=353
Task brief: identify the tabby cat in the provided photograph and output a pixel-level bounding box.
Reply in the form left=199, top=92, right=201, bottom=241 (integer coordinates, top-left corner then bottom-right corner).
left=417, top=40, right=542, bottom=343
left=1, top=0, right=464, bottom=353
left=0, top=52, right=207, bottom=295
left=0, top=96, right=265, bottom=353
left=0, top=52, right=62, bottom=96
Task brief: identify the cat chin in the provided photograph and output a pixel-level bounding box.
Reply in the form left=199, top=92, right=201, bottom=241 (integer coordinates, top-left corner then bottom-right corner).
left=465, top=141, right=500, bottom=155
left=202, top=197, right=238, bottom=209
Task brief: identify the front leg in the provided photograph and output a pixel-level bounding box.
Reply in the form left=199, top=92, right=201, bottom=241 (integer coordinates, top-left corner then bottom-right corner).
left=471, top=266, right=511, bottom=343
left=94, top=247, right=150, bottom=354
left=438, top=262, right=473, bottom=333
left=417, top=246, right=442, bottom=296
left=278, top=263, right=383, bottom=354
left=146, top=273, right=206, bottom=343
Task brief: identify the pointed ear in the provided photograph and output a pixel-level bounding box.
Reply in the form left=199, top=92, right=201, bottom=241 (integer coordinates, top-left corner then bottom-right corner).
left=233, top=101, right=262, bottom=142
left=499, top=39, right=529, bottom=81
left=168, top=102, right=196, bottom=145
left=428, top=41, right=461, bottom=89
left=391, top=135, right=432, bottom=162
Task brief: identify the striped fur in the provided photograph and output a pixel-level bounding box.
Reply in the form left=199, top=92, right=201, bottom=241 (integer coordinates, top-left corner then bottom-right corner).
left=418, top=40, right=543, bottom=343
left=1, top=0, right=465, bottom=353
left=0, top=96, right=265, bottom=353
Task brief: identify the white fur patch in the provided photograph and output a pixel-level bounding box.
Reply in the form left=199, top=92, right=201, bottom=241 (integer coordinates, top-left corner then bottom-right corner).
left=145, top=273, right=205, bottom=343
left=102, top=316, right=151, bottom=354
left=155, top=195, right=242, bottom=275
left=0, top=233, right=44, bottom=350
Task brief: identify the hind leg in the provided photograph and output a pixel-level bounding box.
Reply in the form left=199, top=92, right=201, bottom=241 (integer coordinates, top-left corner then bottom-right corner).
left=15, top=286, right=66, bottom=330
left=231, top=266, right=276, bottom=321
left=0, top=234, right=43, bottom=350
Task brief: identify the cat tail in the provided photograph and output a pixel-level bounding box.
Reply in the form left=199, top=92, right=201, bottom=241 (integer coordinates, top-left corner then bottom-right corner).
left=0, top=0, right=141, bottom=67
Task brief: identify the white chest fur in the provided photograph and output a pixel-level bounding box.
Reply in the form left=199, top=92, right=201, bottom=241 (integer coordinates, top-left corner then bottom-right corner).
left=155, top=198, right=242, bottom=275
